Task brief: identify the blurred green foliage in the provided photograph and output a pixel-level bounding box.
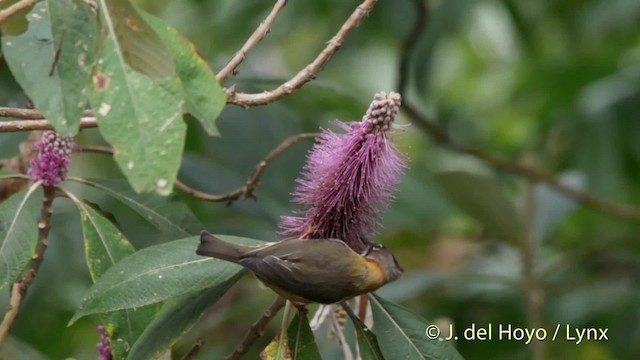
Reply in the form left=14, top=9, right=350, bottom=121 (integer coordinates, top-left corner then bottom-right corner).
left=1, top=0, right=639, bottom=359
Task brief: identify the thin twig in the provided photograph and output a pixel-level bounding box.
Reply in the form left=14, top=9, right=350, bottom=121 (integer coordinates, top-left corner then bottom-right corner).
left=225, top=296, right=287, bottom=360
left=226, top=0, right=379, bottom=107
left=180, top=338, right=204, bottom=360
left=523, top=180, right=544, bottom=360
left=0, top=0, right=37, bottom=24
left=177, top=132, right=318, bottom=202
left=397, top=0, right=640, bottom=222
left=0, top=117, right=98, bottom=132
left=0, top=183, right=54, bottom=347
left=81, top=133, right=319, bottom=203
left=216, top=0, right=289, bottom=82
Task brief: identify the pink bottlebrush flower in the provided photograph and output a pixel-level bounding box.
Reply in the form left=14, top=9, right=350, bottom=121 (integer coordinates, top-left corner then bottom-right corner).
left=279, top=92, right=407, bottom=252
left=28, top=131, right=76, bottom=186
left=96, top=325, right=113, bottom=360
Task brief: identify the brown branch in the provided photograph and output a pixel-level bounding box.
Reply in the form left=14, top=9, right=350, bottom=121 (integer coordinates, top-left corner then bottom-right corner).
left=0, top=184, right=55, bottom=347
left=180, top=338, right=204, bottom=360
left=0, top=0, right=37, bottom=24
left=0, top=117, right=98, bottom=132
left=216, top=0, right=289, bottom=82
left=523, top=180, right=544, bottom=360
left=79, top=133, right=318, bottom=203
left=177, top=132, right=318, bottom=203
left=397, top=0, right=640, bottom=222
left=226, top=0, right=379, bottom=107
left=225, top=296, right=287, bottom=360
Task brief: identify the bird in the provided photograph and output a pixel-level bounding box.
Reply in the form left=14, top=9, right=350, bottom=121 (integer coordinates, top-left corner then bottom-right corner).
left=196, top=231, right=403, bottom=304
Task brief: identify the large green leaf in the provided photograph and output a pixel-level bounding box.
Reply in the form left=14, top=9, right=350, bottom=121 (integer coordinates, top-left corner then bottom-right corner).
left=342, top=304, right=385, bottom=360
left=68, top=178, right=201, bottom=238
left=74, top=199, right=157, bottom=360
left=369, top=295, right=463, bottom=360
left=0, top=184, right=42, bottom=290
left=1, top=1, right=96, bottom=136
left=90, top=0, right=185, bottom=195
left=70, top=235, right=265, bottom=324
left=141, top=11, right=225, bottom=136
left=127, top=275, right=241, bottom=360
left=96, top=0, right=174, bottom=78
left=435, top=170, right=521, bottom=244
left=287, top=313, right=321, bottom=360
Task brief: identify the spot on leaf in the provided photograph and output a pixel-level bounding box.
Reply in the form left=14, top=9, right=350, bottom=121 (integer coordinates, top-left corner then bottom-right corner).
left=93, top=71, right=110, bottom=91
left=125, top=15, right=141, bottom=32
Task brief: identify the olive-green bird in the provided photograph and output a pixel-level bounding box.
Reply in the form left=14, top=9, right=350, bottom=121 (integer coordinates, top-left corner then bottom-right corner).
left=196, top=231, right=403, bottom=304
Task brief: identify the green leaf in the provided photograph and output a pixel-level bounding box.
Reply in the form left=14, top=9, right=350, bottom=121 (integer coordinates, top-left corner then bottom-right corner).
left=127, top=275, right=241, bottom=360
left=369, top=295, right=463, bottom=360
left=141, top=11, right=225, bottom=136
left=79, top=202, right=135, bottom=281
left=74, top=199, right=156, bottom=360
left=70, top=178, right=201, bottom=238
left=71, top=235, right=265, bottom=324
left=286, top=313, right=321, bottom=360
left=342, top=304, right=385, bottom=360
left=0, top=335, right=51, bottom=360
left=90, top=1, right=185, bottom=195
left=435, top=170, right=521, bottom=244
left=0, top=184, right=42, bottom=290
left=96, top=0, right=174, bottom=79
left=1, top=1, right=96, bottom=136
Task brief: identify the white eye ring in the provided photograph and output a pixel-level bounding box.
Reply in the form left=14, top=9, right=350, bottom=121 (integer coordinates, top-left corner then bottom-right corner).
left=373, top=243, right=384, bottom=250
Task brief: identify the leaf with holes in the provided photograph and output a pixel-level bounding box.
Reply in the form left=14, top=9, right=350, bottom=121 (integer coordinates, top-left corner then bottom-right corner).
left=90, top=0, right=184, bottom=194
left=1, top=0, right=96, bottom=136
left=70, top=235, right=265, bottom=324
left=0, top=184, right=42, bottom=290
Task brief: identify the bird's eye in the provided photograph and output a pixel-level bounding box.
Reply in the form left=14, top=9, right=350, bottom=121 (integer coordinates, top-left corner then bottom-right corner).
left=373, top=243, right=385, bottom=250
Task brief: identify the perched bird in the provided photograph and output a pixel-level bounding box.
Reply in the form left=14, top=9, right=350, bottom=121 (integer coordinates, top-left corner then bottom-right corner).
left=196, top=231, right=403, bottom=304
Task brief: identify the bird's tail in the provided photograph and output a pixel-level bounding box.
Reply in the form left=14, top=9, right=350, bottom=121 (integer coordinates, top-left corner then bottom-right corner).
left=197, top=231, right=246, bottom=262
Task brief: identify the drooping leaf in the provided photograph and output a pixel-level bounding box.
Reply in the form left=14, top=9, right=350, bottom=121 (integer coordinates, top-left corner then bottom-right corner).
left=68, top=178, right=201, bottom=238
left=71, top=235, right=265, bottom=324
left=435, top=170, right=521, bottom=244
left=369, top=294, right=463, bottom=360
left=74, top=199, right=156, bottom=360
left=1, top=1, right=96, bottom=136
left=127, top=274, right=242, bottom=360
left=342, top=304, right=385, bottom=360
left=141, top=11, right=225, bottom=136
left=0, top=184, right=42, bottom=290
left=95, top=0, right=174, bottom=79
left=286, top=313, right=322, bottom=360
left=90, top=0, right=185, bottom=195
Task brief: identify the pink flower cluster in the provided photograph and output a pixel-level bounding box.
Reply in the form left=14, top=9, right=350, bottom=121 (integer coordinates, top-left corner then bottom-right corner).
left=279, top=92, right=407, bottom=252
left=28, top=131, right=76, bottom=186
left=96, top=325, right=112, bottom=360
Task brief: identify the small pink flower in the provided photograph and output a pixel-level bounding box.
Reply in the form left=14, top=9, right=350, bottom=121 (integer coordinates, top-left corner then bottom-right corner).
left=279, top=92, right=407, bottom=252
left=96, top=325, right=112, bottom=360
left=28, top=131, right=76, bottom=186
